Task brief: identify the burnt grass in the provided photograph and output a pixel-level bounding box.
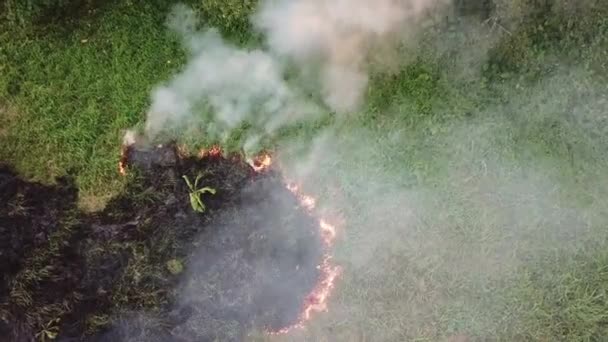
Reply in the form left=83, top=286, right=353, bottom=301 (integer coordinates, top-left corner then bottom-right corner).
left=0, top=143, right=324, bottom=342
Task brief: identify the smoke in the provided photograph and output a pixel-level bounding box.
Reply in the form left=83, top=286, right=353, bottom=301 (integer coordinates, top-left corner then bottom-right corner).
left=124, top=0, right=608, bottom=341
left=144, top=20, right=316, bottom=141
left=141, top=0, right=447, bottom=144
left=268, top=66, right=608, bottom=340
left=253, top=0, right=445, bottom=113
left=171, top=176, right=324, bottom=341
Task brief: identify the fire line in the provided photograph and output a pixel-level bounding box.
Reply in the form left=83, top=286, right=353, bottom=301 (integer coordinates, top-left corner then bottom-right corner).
left=119, top=140, right=341, bottom=334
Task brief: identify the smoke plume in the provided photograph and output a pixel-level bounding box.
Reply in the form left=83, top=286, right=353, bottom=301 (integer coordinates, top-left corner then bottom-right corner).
left=126, top=0, right=608, bottom=340
left=254, top=0, right=444, bottom=113
left=141, top=0, right=446, bottom=145
left=268, top=66, right=608, bottom=341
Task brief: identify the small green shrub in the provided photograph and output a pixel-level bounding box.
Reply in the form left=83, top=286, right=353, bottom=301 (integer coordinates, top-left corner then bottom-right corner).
left=166, top=259, right=184, bottom=275
left=182, top=174, right=216, bottom=213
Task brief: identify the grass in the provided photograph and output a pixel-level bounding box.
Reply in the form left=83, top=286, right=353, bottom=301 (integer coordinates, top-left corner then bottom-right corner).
left=0, top=1, right=188, bottom=209
left=2, top=0, right=608, bottom=340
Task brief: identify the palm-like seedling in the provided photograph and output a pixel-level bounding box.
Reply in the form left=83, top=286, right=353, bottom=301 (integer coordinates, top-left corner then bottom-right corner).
left=182, top=174, right=216, bottom=213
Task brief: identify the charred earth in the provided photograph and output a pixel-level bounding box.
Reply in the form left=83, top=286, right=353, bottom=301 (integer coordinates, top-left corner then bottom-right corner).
left=0, top=144, right=324, bottom=341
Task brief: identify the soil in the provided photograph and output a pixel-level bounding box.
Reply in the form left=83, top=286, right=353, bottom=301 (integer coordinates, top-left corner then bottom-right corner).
left=0, top=143, right=324, bottom=342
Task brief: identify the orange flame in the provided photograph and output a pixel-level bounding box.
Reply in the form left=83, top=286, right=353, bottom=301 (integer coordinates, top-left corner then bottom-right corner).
left=286, top=184, right=314, bottom=210
left=117, top=144, right=342, bottom=333
left=177, top=144, right=189, bottom=159
left=257, top=161, right=341, bottom=335
left=251, top=153, right=272, bottom=173
left=319, top=219, right=337, bottom=246
left=118, top=130, right=138, bottom=176
left=199, top=145, right=222, bottom=158
left=303, top=255, right=341, bottom=320
left=118, top=146, right=128, bottom=176
left=278, top=181, right=341, bottom=334
left=270, top=255, right=341, bottom=334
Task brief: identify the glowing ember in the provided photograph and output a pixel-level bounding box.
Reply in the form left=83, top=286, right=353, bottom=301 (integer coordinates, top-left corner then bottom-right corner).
left=269, top=182, right=341, bottom=334
left=300, top=195, right=316, bottom=211
left=270, top=255, right=341, bottom=334
left=177, top=144, right=189, bottom=159
left=319, top=219, right=337, bottom=246
left=117, top=142, right=341, bottom=333
left=285, top=183, right=317, bottom=212
left=286, top=183, right=298, bottom=193
left=198, top=145, right=222, bottom=158
left=256, top=161, right=341, bottom=335
left=119, top=130, right=138, bottom=176
left=251, top=153, right=272, bottom=173
left=303, top=255, right=341, bottom=320
left=118, top=145, right=129, bottom=176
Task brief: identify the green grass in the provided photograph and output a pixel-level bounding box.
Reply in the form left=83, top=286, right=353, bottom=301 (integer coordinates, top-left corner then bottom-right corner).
left=0, top=1, right=190, bottom=209
left=2, top=0, right=608, bottom=340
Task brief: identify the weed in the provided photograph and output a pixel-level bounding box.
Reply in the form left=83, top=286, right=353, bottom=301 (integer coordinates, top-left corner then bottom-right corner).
left=166, top=259, right=183, bottom=275
left=35, top=317, right=60, bottom=341
left=182, top=174, right=216, bottom=213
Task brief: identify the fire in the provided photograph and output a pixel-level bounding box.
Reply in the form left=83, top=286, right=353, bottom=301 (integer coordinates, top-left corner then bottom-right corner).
left=117, top=141, right=341, bottom=333
left=286, top=184, right=339, bottom=246
left=198, top=145, right=222, bottom=158
left=119, top=130, right=137, bottom=176
left=274, top=182, right=341, bottom=334
left=177, top=144, right=189, bottom=159
left=260, top=162, right=342, bottom=335
left=270, top=254, right=341, bottom=334
left=251, top=153, right=272, bottom=173
left=285, top=184, right=315, bottom=211
left=319, top=219, right=337, bottom=246
left=118, top=145, right=129, bottom=176
left=303, top=255, right=341, bottom=320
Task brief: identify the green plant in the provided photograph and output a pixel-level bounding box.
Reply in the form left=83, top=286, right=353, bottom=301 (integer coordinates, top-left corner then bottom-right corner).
left=35, top=317, right=60, bottom=341
left=182, top=174, right=216, bottom=213
left=166, top=259, right=184, bottom=275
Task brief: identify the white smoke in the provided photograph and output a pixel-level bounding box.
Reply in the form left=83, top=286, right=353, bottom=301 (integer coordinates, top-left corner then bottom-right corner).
left=254, top=0, right=443, bottom=112
left=140, top=0, right=446, bottom=144
left=144, top=26, right=315, bottom=140
left=118, top=1, right=608, bottom=340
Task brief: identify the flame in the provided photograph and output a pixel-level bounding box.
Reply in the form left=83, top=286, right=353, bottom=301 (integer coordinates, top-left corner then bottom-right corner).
left=287, top=185, right=316, bottom=211
left=261, top=166, right=341, bottom=334
left=118, top=130, right=138, bottom=176
left=118, top=145, right=129, bottom=176
left=302, top=255, right=341, bottom=320
left=251, top=153, right=272, bottom=173
left=276, top=181, right=341, bottom=334
left=117, top=143, right=341, bottom=332
left=199, top=145, right=222, bottom=158
left=177, top=144, right=189, bottom=159
left=319, top=219, right=337, bottom=246
left=270, top=254, right=341, bottom=334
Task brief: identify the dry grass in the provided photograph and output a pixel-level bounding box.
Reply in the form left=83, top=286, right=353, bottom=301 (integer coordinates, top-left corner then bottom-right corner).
left=78, top=192, right=114, bottom=212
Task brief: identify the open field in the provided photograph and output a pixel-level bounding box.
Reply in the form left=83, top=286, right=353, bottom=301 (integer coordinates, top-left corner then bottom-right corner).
left=1, top=0, right=608, bottom=341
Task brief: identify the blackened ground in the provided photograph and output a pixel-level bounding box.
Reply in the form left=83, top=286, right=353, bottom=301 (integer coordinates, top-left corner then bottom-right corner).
left=0, top=144, right=323, bottom=342
left=0, top=166, right=82, bottom=342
